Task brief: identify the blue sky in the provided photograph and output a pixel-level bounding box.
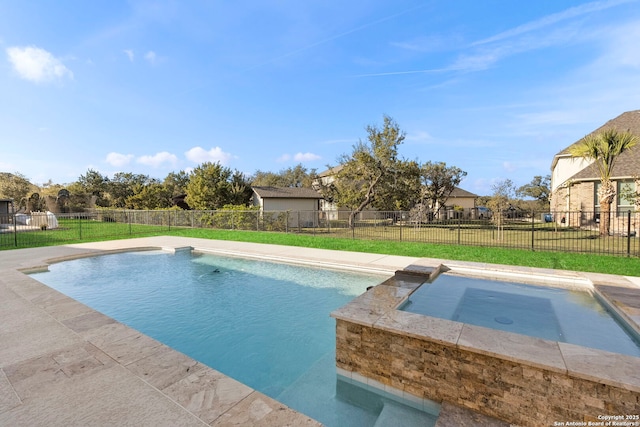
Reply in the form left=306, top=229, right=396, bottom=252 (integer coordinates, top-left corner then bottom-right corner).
left=2, top=0, right=640, bottom=195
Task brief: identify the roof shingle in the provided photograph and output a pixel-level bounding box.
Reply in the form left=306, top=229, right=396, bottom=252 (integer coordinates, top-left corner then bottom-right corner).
left=252, top=186, right=322, bottom=199
left=555, top=110, right=640, bottom=180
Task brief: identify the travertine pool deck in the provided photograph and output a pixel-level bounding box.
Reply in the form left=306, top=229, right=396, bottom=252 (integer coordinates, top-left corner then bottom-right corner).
left=0, top=236, right=424, bottom=426
left=1, top=236, right=639, bottom=426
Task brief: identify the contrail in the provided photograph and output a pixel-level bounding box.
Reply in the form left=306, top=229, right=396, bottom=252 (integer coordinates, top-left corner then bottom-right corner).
left=471, top=0, right=638, bottom=46
left=353, top=65, right=467, bottom=78
left=245, top=3, right=429, bottom=71
left=355, top=0, right=640, bottom=78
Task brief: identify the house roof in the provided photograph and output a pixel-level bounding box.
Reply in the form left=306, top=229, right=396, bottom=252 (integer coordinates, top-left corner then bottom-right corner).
left=318, top=165, right=343, bottom=177
left=556, top=110, right=640, bottom=156
left=552, top=110, right=640, bottom=180
left=570, top=148, right=640, bottom=181
left=251, top=186, right=322, bottom=199
left=448, top=187, right=478, bottom=198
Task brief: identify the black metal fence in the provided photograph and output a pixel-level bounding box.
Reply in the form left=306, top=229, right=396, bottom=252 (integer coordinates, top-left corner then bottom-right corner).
left=0, top=211, right=172, bottom=249
left=1, top=209, right=639, bottom=257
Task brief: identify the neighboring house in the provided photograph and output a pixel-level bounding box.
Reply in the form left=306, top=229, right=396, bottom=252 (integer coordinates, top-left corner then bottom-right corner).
left=251, top=186, right=323, bottom=227
left=316, top=166, right=344, bottom=213
left=315, top=165, right=380, bottom=220
left=441, top=187, right=479, bottom=219
left=316, top=166, right=478, bottom=218
left=550, top=110, right=640, bottom=227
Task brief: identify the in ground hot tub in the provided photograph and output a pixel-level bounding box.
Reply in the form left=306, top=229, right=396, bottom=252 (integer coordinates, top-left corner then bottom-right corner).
left=331, top=262, right=640, bottom=427
left=399, top=271, right=640, bottom=357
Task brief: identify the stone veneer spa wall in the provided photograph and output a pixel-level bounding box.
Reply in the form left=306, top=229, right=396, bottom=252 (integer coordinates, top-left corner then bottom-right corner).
left=331, top=265, right=640, bottom=427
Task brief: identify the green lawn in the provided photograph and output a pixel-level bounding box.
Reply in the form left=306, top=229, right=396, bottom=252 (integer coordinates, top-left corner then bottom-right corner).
left=0, top=219, right=170, bottom=249
left=169, top=228, right=640, bottom=277
left=305, top=222, right=638, bottom=258
left=2, top=221, right=639, bottom=276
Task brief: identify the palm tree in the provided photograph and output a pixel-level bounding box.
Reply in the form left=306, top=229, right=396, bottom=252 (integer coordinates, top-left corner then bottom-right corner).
left=569, top=129, right=638, bottom=236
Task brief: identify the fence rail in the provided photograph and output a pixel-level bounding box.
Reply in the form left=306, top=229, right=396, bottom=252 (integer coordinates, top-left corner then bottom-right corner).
left=1, top=209, right=639, bottom=257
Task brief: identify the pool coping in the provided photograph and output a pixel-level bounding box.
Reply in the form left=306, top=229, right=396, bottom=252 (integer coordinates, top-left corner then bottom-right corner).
left=331, top=258, right=640, bottom=389
left=1, top=236, right=638, bottom=426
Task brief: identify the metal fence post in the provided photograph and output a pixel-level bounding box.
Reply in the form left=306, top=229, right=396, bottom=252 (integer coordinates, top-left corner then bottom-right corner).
left=352, top=212, right=355, bottom=239
left=13, top=214, right=17, bottom=247
left=531, top=211, right=535, bottom=251
left=627, top=210, right=632, bottom=257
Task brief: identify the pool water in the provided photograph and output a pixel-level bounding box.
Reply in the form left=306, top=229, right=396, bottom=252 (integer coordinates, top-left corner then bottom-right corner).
left=30, top=250, right=438, bottom=426
left=400, top=273, right=640, bottom=357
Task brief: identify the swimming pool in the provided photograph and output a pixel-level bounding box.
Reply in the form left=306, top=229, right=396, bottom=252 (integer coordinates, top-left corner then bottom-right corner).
left=29, top=249, right=438, bottom=426
left=400, top=272, right=640, bottom=357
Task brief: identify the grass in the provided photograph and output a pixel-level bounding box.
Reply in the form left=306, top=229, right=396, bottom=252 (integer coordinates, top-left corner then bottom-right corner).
left=312, top=223, right=637, bottom=257
left=0, top=219, right=169, bottom=249
left=168, top=228, right=640, bottom=277
left=3, top=220, right=639, bottom=276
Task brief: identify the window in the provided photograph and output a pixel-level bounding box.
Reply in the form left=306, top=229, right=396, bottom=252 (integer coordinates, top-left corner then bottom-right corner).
left=618, top=180, right=636, bottom=212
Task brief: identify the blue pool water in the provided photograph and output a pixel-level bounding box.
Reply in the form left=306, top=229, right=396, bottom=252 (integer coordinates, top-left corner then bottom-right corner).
left=31, top=250, right=438, bottom=427
left=401, top=273, right=640, bottom=357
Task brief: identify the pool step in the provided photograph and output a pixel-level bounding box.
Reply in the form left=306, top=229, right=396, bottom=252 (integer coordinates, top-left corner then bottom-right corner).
left=276, top=353, right=379, bottom=426
left=373, top=399, right=437, bottom=427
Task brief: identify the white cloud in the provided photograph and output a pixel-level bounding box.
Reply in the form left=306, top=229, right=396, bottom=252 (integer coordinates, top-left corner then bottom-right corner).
left=391, top=35, right=458, bottom=53
left=124, top=49, right=134, bottom=62
left=472, top=0, right=634, bottom=46
left=293, top=152, right=321, bottom=162
left=137, top=151, right=178, bottom=167
left=595, top=20, right=640, bottom=69
left=365, top=0, right=634, bottom=78
left=405, top=131, right=433, bottom=143
left=513, top=110, right=584, bottom=127
left=144, top=50, right=157, bottom=64
left=503, top=161, right=517, bottom=173
left=185, top=146, right=233, bottom=164
left=277, top=152, right=322, bottom=162
left=105, top=152, right=134, bottom=167
left=6, top=46, right=73, bottom=83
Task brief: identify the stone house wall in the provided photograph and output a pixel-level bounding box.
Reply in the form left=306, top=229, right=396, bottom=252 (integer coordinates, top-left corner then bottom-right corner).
left=551, top=181, right=595, bottom=213
left=551, top=180, right=638, bottom=234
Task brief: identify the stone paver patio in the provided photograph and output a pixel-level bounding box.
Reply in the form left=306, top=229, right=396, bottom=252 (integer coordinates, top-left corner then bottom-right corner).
left=1, top=236, right=638, bottom=426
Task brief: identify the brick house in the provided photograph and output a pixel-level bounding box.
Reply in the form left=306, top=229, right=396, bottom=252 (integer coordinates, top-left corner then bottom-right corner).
left=550, top=110, right=640, bottom=230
